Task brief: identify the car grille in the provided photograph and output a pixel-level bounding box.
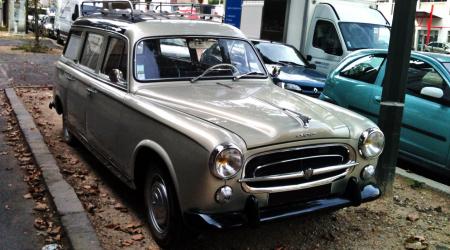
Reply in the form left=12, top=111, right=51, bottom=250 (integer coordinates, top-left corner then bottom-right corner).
left=239, top=144, right=357, bottom=193
left=290, top=86, right=323, bottom=97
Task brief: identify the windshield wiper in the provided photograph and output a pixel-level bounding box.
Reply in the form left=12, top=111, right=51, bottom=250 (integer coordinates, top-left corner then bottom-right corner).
left=233, top=71, right=265, bottom=81
left=190, top=63, right=239, bottom=83
left=278, top=60, right=304, bottom=67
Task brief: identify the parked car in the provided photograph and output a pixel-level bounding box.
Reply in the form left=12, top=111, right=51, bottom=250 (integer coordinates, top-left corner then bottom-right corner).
left=320, top=49, right=450, bottom=177
left=51, top=13, right=384, bottom=248
left=251, top=39, right=326, bottom=97
left=424, top=42, right=450, bottom=54
left=40, top=15, right=56, bottom=38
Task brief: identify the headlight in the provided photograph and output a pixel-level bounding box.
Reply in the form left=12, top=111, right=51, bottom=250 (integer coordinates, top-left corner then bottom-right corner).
left=209, top=144, right=243, bottom=179
left=285, top=83, right=302, bottom=91
left=358, top=128, right=385, bottom=158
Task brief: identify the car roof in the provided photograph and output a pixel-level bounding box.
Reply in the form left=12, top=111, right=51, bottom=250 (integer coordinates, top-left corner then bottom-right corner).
left=73, top=14, right=246, bottom=39
left=348, top=49, right=450, bottom=63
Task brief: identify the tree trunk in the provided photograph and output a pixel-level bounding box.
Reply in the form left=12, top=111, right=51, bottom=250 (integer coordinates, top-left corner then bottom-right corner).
left=34, top=0, right=39, bottom=46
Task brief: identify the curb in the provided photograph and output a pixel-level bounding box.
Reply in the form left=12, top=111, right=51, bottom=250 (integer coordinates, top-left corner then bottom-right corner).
left=396, top=167, right=450, bottom=195
left=5, top=88, right=102, bottom=250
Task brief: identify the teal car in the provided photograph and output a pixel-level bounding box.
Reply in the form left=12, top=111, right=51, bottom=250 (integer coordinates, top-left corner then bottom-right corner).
left=320, top=49, right=450, bottom=177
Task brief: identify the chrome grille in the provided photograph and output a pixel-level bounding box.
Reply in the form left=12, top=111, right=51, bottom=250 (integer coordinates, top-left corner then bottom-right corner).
left=240, top=144, right=356, bottom=193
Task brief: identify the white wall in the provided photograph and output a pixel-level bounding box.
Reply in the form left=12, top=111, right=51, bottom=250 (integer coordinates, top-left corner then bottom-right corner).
left=240, top=1, right=264, bottom=39
left=285, top=0, right=307, bottom=50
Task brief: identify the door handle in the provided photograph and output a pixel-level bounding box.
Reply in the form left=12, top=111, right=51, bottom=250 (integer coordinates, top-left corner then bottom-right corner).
left=64, top=73, right=75, bottom=81
left=86, top=87, right=98, bottom=95
left=374, top=96, right=381, bottom=103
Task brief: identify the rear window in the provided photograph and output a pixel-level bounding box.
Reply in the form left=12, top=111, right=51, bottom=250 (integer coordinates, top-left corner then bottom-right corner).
left=64, top=30, right=82, bottom=61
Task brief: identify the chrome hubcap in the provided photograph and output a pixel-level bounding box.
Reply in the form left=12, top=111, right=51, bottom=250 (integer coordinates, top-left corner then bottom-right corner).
left=148, top=175, right=169, bottom=234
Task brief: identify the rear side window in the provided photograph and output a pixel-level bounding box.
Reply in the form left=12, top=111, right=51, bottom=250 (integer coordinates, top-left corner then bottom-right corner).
left=64, top=30, right=82, bottom=61
left=102, top=37, right=128, bottom=82
left=340, top=55, right=385, bottom=84
left=312, top=20, right=343, bottom=56
left=80, top=33, right=104, bottom=70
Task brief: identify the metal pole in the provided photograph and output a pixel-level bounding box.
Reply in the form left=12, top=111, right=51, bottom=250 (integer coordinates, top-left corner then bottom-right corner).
left=376, top=0, right=417, bottom=196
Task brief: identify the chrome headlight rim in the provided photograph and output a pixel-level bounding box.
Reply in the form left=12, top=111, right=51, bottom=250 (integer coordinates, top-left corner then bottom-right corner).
left=358, top=127, right=385, bottom=159
left=209, top=143, right=243, bottom=180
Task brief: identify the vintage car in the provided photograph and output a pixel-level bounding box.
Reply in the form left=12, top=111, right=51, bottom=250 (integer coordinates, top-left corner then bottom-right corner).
left=320, top=49, right=450, bottom=178
left=51, top=13, right=384, bottom=248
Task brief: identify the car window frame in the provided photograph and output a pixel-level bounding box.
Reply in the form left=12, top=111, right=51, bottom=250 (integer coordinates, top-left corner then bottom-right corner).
left=79, top=31, right=107, bottom=74
left=133, top=35, right=269, bottom=83
left=338, top=54, right=386, bottom=84
left=405, top=56, right=450, bottom=106
left=99, top=34, right=130, bottom=91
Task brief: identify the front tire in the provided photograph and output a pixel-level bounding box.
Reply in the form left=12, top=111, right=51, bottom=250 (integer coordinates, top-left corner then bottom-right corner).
left=144, top=165, right=184, bottom=248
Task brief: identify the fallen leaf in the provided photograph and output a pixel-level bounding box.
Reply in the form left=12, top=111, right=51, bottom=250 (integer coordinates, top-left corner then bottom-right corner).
left=34, top=202, right=48, bottom=211
left=131, top=234, right=144, bottom=241
left=407, top=213, right=419, bottom=222
left=23, top=193, right=32, bottom=199
left=114, top=203, right=128, bottom=213
left=121, top=239, right=133, bottom=247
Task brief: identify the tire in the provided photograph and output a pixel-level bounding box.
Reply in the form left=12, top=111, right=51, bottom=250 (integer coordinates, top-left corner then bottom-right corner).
left=56, top=31, right=64, bottom=45
left=144, top=165, right=184, bottom=249
left=62, top=113, right=76, bottom=145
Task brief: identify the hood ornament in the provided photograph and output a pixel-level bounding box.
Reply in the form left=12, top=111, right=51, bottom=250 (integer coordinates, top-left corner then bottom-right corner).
left=283, top=108, right=311, bottom=128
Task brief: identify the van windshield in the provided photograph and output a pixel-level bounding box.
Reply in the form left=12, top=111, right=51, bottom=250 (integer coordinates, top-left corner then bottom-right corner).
left=135, top=37, right=266, bottom=82
left=339, top=22, right=390, bottom=51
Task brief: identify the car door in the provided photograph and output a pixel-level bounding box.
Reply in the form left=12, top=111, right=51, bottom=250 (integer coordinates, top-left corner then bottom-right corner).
left=369, top=56, right=450, bottom=166
left=85, top=35, right=128, bottom=168
left=59, top=30, right=88, bottom=138
left=326, top=54, right=386, bottom=118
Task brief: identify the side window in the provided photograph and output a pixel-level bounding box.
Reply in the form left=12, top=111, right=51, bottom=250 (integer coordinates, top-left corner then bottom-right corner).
left=102, top=37, right=128, bottom=84
left=80, top=33, right=104, bottom=70
left=340, top=55, right=385, bottom=84
left=63, top=30, right=82, bottom=61
left=406, top=59, right=446, bottom=97
left=312, top=20, right=343, bottom=56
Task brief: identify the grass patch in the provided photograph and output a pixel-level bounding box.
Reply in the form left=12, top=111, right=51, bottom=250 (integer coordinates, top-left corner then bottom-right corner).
left=12, top=43, right=52, bottom=53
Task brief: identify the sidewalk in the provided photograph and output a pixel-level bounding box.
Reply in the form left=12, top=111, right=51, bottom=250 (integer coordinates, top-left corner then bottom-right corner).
left=0, top=109, right=42, bottom=249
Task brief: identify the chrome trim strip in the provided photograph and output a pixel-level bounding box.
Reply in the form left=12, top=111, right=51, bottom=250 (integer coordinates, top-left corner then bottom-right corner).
left=253, top=154, right=345, bottom=177
left=239, top=162, right=358, bottom=183
left=241, top=171, right=349, bottom=194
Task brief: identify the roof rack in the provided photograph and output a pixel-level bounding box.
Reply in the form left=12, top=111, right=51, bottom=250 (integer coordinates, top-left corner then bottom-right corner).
left=129, top=1, right=224, bottom=22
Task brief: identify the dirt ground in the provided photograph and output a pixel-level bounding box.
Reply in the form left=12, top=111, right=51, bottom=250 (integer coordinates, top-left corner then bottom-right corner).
left=14, top=87, right=450, bottom=250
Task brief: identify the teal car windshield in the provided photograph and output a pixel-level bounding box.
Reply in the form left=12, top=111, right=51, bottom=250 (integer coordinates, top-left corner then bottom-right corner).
left=339, top=23, right=390, bottom=51
left=135, top=37, right=266, bottom=81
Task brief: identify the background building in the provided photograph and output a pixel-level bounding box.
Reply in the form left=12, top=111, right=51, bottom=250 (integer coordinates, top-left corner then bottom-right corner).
left=377, top=0, right=450, bottom=51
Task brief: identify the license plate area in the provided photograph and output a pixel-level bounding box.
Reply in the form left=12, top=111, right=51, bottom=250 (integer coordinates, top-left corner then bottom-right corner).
left=268, top=184, right=332, bottom=207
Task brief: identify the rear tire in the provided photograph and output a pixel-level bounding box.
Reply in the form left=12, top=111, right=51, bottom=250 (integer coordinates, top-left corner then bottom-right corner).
left=56, top=31, right=64, bottom=45
left=144, top=165, right=184, bottom=249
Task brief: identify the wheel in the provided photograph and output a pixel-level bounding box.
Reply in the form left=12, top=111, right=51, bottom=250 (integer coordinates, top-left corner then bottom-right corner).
left=56, top=31, right=64, bottom=45
left=62, top=113, right=76, bottom=145
left=144, top=165, right=184, bottom=248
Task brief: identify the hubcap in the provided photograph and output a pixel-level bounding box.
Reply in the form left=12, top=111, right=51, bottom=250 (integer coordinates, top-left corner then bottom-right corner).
left=148, top=175, right=169, bottom=234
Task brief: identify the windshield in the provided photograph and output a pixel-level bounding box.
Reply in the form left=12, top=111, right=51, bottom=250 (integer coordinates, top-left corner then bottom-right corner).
left=339, top=22, right=390, bottom=51
left=135, top=37, right=266, bottom=81
left=253, top=42, right=306, bottom=66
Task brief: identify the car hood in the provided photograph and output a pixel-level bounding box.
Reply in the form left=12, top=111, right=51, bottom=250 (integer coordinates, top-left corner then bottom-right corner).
left=270, top=65, right=326, bottom=87
left=135, top=82, right=349, bottom=149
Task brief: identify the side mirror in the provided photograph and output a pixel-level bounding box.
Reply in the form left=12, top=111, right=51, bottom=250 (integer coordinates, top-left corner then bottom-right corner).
left=306, top=55, right=312, bottom=61
left=420, top=86, right=443, bottom=99
left=109, top=69, right=126, bottom=85
left=72, top=12, right=78, bottom=21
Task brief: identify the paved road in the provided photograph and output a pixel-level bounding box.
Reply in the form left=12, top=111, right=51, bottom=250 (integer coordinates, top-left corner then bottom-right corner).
left=0, top=113, right=42, bottom=250
left=0, top=38, right=61, bottom=89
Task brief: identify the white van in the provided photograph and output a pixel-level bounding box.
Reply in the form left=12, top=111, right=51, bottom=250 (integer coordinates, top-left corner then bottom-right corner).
left=302, top=2, right=390, bottom=74
left=241, top=0, right=390, bottom=74
left=54, top=0, right=133, bottom=43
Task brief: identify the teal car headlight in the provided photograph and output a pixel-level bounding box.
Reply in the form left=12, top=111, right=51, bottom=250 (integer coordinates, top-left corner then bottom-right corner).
left=358, top=128, right=385, bottom=158
left=209, top=144, right=243, bottom=179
